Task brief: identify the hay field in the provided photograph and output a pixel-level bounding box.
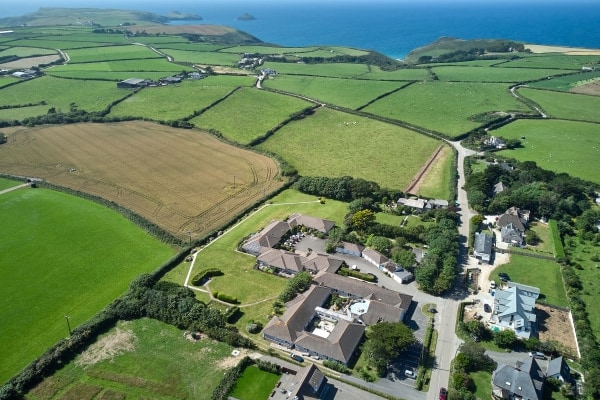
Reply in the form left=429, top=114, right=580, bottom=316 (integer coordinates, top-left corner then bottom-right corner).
left=0, top=122, right=285, bottom=239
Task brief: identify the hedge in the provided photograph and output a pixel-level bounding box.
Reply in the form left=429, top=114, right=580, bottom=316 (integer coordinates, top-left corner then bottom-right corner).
left=191, top=268, right=224, bottom=286
left=217, top=293, right=239, bottom=304
left=548, top=219, right=565, bottom=260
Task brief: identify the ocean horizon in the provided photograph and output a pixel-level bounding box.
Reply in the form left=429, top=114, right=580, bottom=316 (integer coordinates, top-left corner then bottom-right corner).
left=2, top=1, right=600, bottom=59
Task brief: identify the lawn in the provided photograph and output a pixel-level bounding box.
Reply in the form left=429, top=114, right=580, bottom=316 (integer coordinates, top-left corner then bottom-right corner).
left=0, top=188, right=174, bottom=384
left=469, top=370, right=492, bottom=399
left=363, top=81, right=530, bottom=138
left=163, top=189, right=349, bottom=330
left=518, top=87, right=600, bottom=123
left=230, top=365, right=280, bottom=400
left=0, top=177, right=22, bottom=190
left=109, top=78, right=248, bottom=121
left=258, top=107, right=442, bottom=190
left=492, top=254, right=567, bottom=307
left=190, top=87, right=313, bottom=145
left=495, top=119, right=600, bottom=184
left=263, top=75, right=407, bottom=109
left=24, top=318, right=235, bottom=400
left=0, top=76, right=129, bottom=112
left=413, top=144, right=454, bottom=199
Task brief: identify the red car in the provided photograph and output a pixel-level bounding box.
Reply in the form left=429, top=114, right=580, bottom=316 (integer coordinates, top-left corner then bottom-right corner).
left=439, top=387, right=448, bottom=400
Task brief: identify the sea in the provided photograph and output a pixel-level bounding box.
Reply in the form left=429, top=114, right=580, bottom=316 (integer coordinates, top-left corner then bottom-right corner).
left=3, top=1, right=600, bottom=60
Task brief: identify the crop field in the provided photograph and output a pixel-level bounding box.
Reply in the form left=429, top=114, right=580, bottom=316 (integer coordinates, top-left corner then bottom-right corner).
left=0, top=46, right=57, bottom=57
left=258, top=107, right=441, bottom=190
left=158, top=48, right=240, bottom=65
left=517, top=87, right=600, bottom=123
left=0, top=76, right=128, bottom=112
left=66, top=45, right=162, bottom=63
left=363, top=81, right=531, bottom=138
left=261, top=61, right=370, bottom=78
left=109, top=77, right=254, bottom=120
left=263, top=75, right=406, bottom=109
left=492, top=254, right=567, bottom=307
left=528, top=70, right=600, bottom=91
left=165, top=189, right=349, bottom=328
left=25, top=318, right=235, bottom=400
left=495, top=119, right=600, bottom=184
left=0, top=188, right=174, bottom=383
left=190, top=87, right=313, bottom=145
left=501, top=54, right=600, bottom=70
left=0, top=122, right=285, bottom=239
left=430, top=66, right=573, bottom=82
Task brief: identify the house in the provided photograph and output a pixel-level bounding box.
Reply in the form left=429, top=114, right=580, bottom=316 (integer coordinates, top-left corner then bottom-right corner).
left=261, top=68, right=278, bottom=75
left=397, top=197, right=427, bottom=212
left=498, top=207, right=530, bottom=245
left=382, top=261, right=413, bottom=283
left=426, top=199, right=449, bottom=210
left=12, top=69, right=38, bottom=79
left=546, top=356, right=571, bottom=383
left=288, top=213, right=335, bottom=234
left=362, top=247, right=389, bottom=269
left=188, top=72, right=204, bottom=79
left=257, top=248, right=305, bottom=275
left=271, top=364, right=330, bottom=400
left=492, top=358, right=545, bottom=400
left=491, top=282, right=539, bottom=339
left=473, top=232, right=493, bottom=264
left=117, top=78, right=148, bottom=88
left=484, top=136, right=507, bottom=149
left=242, top=220, right=291, bottom=255
left=494, top=182, right=507, bottom=196
left=335, top=241, right=364, bottom=257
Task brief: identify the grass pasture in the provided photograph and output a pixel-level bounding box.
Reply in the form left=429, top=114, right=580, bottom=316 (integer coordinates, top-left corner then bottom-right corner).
left=190, top=87, right=313, bottom=145
left=0, top=177, right=21, bottom=190
left=0, top=189, right=174, bottom=384
left=528, top=70, right=600, bottom=91
left=518, top=87, right=600, bottom=123
left=263, top=75, right=406, bottom=109
left=495, top=119, right=600, bottom=184
left=46, top=58, right=194, bottom=75
left=261, top=61, right=370, bottom=78
left=218, top=45, right=319, bottom=55
left=411, top=144, right=454, bottom=199
left=568, top=237, right=600, bottom=339
left=360, top=66, right=430, bottom=81
left=258, top=107, right=441, bottom=190
left=0, top=105, right=49, bottom=121
left=0, top=76, right=128, bottom=112
left=109, top=77, right=250, bottom=120
left=492, top=254, right=567, bottom=307
left=230, top=366, right=280, bottom=400
left=66, top=45, right=163, bottom=63
left=25, top=318, right=235, bottom=400
left=158, top=48, right=240, bottom=65
left=430, top=65, right=572, bottom=82
left=501, top=54, right=600, bottom=70
left=0, top=122, right=285, bottom=239
left=0, top=46, right=57, bottom=57
left=363, top=81, right=530, bottom=138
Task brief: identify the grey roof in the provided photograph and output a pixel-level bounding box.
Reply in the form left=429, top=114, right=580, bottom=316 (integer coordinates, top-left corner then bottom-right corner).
left=547, top=356, right=570, bottom=381
left=120, top=77, right=145, bottom=85
left=492, top=358, right=544, bottom=400
left=294, top=319, right=365, bottom=364
left=302, top=253, right=343, bottom=274
left=337, top=241, right=364, bottom=255
left=242, top=220, right=290, bottom=253
left=291, top=364, right=327, bottom=399
left=313, top=272, right=412, bottom=315
left=498, top=213, right=525, bottom=232
left=474, top=232, right=493, bottom=256
left=257, top=248, right=304, bottom=273
left=288, top=213, right=335, bottom=233
left=493, top=282, right=539, bottom=334
left=363, top=247, right=389, bottom=266
left=494, top=181, right=507, bottom=194
left=501, top=223, right=523, bottom=244
left=359, top=299, right=404, bottom=325
left=398, top=197, right=426, bottom=209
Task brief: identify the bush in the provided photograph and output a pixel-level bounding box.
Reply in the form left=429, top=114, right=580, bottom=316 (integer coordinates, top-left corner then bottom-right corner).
left=217, top=293, right=239, bottom=304
left=191, top=268, right=224, bottom=286
left=246, top=320, right=263, bottom=334
left=323, top=360, right=350, bottom=374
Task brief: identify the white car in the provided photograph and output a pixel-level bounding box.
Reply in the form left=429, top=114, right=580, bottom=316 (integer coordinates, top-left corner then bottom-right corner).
left=490, top=281, right=496, bottom=289
left=529, top=351, right=545, bottom=359
left=405, top=369, right=417, bottom=379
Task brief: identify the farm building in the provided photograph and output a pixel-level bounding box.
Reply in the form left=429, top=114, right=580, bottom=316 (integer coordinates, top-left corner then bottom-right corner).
left=117, top=78, right=149, bottom=88
left=12, top=69, right=38, bottom=79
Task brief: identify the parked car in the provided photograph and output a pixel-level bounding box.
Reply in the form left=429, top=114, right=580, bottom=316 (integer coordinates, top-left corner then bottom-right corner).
left=499, top=272, right=510, bottom=281
left=290, top=353, right=304, bottom=363
left=490, top=280, right=496, bottom=289
left=404, top=368, right=417, bottom=379
left=439, top=387, right=448, bottom=400
left=484, top=303, right=492, bottom=313
left=529, top=351, right=545, bottom=359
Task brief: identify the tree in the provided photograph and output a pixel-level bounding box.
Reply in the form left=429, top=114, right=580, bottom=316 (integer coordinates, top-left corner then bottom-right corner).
left=362, top=322, right=415, bottom=374
left=365, top=235, right=392, bottom=255
left=351, top=209, right=376, bottom=232
left=392, top=248, right=416, bottom=268
left=493, top=329, right=516, bottom=348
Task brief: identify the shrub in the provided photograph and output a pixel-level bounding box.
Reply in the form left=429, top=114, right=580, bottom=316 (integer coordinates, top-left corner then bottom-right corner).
left=191, top=268, right=224, bottom=286
left=322, top=360, right=350, bottom=374
left=217, top=293, right=239, bottom=304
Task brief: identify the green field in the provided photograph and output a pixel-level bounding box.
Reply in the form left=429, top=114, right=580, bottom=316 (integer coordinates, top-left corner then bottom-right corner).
left=414, top=145, right=454, bottom=199
left=492, top=254, right=567, bottom=307
left=163, top=189, right=349, bottom=330
left=568, top=237, right=600, bottom=339
left=431, top=66, right=572, bottom=82
left=264, top=75, right=406, bottom=109
left=528, top=70, right=600, bottom=91
left=0, top=105, right=49, bottom=121
left=190, top=87, right=313, bottom=144
left=360, top=66, right=431, bottom=81
left=218, top=45, right=319, bottom=54
left=261, top=61, right=370, bottom=78
left=0, top=188, right=174, bottom=383
left=0, top=76, right=128, bottom=112
left=66, top=45, right=162, bottom=63
left=363, top=81, right=530, bottom=138
left=495, top=119, right=600, bottom=184
left=258, top=107, right=441, bottom=189
left=518, top=87, right=600, bottom=122
left=109, top=77, right=254, bottom=120
left=0, top=177, right=21, bottom=190
left=0, top=46, right=57, bottom=57
left=49, top=58, right=193, bottom=73
left=501, top=54, right=600, bottom=70
left=25, top=318, right=234, bottom=400
left=159, top=48, right=241, bottom=65
left=230, top=366, right=280, bottom=400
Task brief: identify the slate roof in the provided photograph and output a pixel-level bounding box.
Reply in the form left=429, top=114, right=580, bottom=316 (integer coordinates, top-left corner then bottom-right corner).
left=302, top=253, right=343, bottom=274
left=547, top=356, right=571, bottom=382
left=363, top=247, right=389, bottom=266
left=289, top=213, right=335, bottom=233
left=291, top=364, right=327, bottom=399
left=501, top=223, right=523, bottom=244
left=498, top=213, right=525, bottom=232
left=474, top=232, right=493, bottom=257
left=492, top=358, right=544, bottom=400
left=257, top=248, right=305, bottom=273
left=294, top=319, right=365, bottom=364
left=336, top=241, right=365, bottom=256
left=242, top=220, right=291, bottom=254
left=493, top=282, right=539, bottom=337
